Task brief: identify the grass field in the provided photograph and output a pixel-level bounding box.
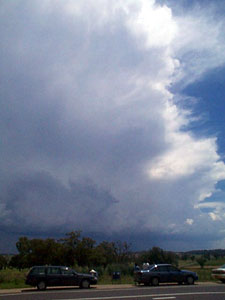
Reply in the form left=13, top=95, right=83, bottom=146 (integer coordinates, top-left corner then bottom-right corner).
left=178, top=258, right=225, bottom=282
left=0, top=268, right=28, bottom=289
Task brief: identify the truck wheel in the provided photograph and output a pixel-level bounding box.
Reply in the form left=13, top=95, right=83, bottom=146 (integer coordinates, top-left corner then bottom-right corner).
left=151, top=277, right=159, bottom=286
left=37, top=281, right=46, bottom=290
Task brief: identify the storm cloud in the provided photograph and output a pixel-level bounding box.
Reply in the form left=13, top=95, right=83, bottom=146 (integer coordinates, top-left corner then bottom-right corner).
left=1, top=0, right=225, bottom=252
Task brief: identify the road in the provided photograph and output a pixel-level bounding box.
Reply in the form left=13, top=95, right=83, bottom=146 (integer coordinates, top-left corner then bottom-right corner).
left=1, top=283, right=225, bottom=300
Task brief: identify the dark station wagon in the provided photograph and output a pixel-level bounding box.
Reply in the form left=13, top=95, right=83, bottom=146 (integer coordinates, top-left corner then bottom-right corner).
left=134, top=263, right=198, bottom=286
left=26, top=266, right=98, bottom=290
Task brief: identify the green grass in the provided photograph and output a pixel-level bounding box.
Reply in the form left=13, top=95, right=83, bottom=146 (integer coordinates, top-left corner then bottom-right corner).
left=203, top=259, right=225, bottom=266
left=0, top=268, right=28, bottom=289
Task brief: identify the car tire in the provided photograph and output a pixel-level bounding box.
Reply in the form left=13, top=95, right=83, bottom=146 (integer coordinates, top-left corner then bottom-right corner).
left=80, top=279, right=90, bottom=289
left=178, top=281, right=183, bottom=285
left=186, top=276, right=194, bottom=285
left=220, top=279, right=225, bottom=283
left=151, top=277, right=159, bottom=286
left=37, top=281, right=47, bottom=290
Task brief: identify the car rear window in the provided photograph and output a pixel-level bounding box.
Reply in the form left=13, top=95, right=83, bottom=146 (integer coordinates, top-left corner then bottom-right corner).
left=30, top=267, right=46, bottom=275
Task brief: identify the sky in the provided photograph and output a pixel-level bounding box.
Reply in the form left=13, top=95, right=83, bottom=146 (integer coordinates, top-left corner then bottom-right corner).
left=1, top=0, right=225, bottom=253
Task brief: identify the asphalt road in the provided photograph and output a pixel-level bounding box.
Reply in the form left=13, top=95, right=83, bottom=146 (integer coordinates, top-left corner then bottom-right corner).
left=1, top=283, right=225, bottom=300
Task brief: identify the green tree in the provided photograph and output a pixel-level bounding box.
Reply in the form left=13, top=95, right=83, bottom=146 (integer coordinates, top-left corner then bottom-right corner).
left=112, top=241, right=132, bottom=263
left=9, top=254, right=28, bottom=269
left=75, top=237, right=96, bottom=267
left=203, top=251, right=210, bottom=261
left=181, top=253, right=188, bottom=261
left=213, top=253, right=219, bottom=260
left=28, top=238, right=64, bottom=266
left=140, top=247, right=178, bottom=266
left=196, top=256, right=207, bottom=269
left=0, top=255, right=7, bottom=270
left=12, top=237, right=66, bottom=268
left=16, top=237, right=31, bottom=255
left=59, top=231, right=82, bottom=266
left=190, top=255, right=195, bottom=262
left=88, top=246, right=107, bottom=267
left=13, top=236, right=32, bottom=268
left=95, top=241, right=116, bottom=267
left=11, top=233, right=133, bottom=270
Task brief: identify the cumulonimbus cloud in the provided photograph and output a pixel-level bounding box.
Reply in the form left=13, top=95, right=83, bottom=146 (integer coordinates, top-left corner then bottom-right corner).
left=1, top=0, right=225, bottom=251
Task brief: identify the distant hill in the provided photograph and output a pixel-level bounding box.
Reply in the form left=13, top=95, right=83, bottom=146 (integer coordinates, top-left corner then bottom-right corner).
left=185, top=249, right=225, bottom=257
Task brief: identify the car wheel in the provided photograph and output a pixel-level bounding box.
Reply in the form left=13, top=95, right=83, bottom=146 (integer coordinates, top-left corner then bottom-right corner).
left=80, top=279, right=90, bottom=289
left=178, top=281, right=183, bottom=285
left=151, top=277, right=159, bottom=286
left=186, top=276, right=194, bottom=285
left=37, top=281, right=46, bottom=290
left=220, top=279, right=225, bottom=283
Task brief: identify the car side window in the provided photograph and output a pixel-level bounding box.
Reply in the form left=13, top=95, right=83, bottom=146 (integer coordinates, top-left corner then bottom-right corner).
left=168, top=266, right=179, bottom=272
left=30, top=267, right=46, bottom=275
left=151, top=267, right=158, bottom=272
left=158, top=266, right=168, bottom=272
left=61, top=268, right=74, bottom=275
left=47, top=267, right=61, bottom=274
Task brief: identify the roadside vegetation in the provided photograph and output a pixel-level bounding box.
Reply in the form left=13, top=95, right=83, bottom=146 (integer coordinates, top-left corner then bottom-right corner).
left=1, top=231, right=225, bottom=289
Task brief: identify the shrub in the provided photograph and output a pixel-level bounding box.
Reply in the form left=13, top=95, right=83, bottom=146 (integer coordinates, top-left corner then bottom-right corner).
left=0, top=268, right=28, bottom=288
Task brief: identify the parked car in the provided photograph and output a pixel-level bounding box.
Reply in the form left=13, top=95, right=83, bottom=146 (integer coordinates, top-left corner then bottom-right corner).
left=25, top=266, right=98, bottom=290
left=211, top=264, right=225, bottom=283
left=134, top=264, right=198, bottom=286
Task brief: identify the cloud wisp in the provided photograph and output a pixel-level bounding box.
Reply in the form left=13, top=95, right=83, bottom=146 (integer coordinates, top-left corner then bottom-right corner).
left=1, top=0, right=225, bottom=251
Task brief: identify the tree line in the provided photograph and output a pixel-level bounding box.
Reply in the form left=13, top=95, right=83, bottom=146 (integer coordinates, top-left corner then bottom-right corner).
left=0, top=231, right=179, bottom=271
left=5, top=231, right=133, bottom=270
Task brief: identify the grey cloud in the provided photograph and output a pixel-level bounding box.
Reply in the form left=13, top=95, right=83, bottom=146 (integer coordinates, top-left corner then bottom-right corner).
left=1, top=0, right=225, bottom=252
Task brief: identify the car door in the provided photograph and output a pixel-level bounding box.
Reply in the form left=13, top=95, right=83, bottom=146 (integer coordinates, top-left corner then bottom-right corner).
left=46, top=267, right=63, bottom=286
left=157, top=266, right=170, bottom=283
left=167, top=265, right=182, bottom=282
left=27, top=266, right=46, bottom=285
left=61, top=268, right=79, bottom=286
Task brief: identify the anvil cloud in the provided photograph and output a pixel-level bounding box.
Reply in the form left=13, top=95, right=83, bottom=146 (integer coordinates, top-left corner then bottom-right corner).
left=1, top=0, right=225, bottom=252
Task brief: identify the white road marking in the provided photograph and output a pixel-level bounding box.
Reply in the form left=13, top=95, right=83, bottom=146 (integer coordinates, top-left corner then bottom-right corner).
left=153, top=297, right=176, bottom=300
left=55, top=291, right=225, bottom=300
